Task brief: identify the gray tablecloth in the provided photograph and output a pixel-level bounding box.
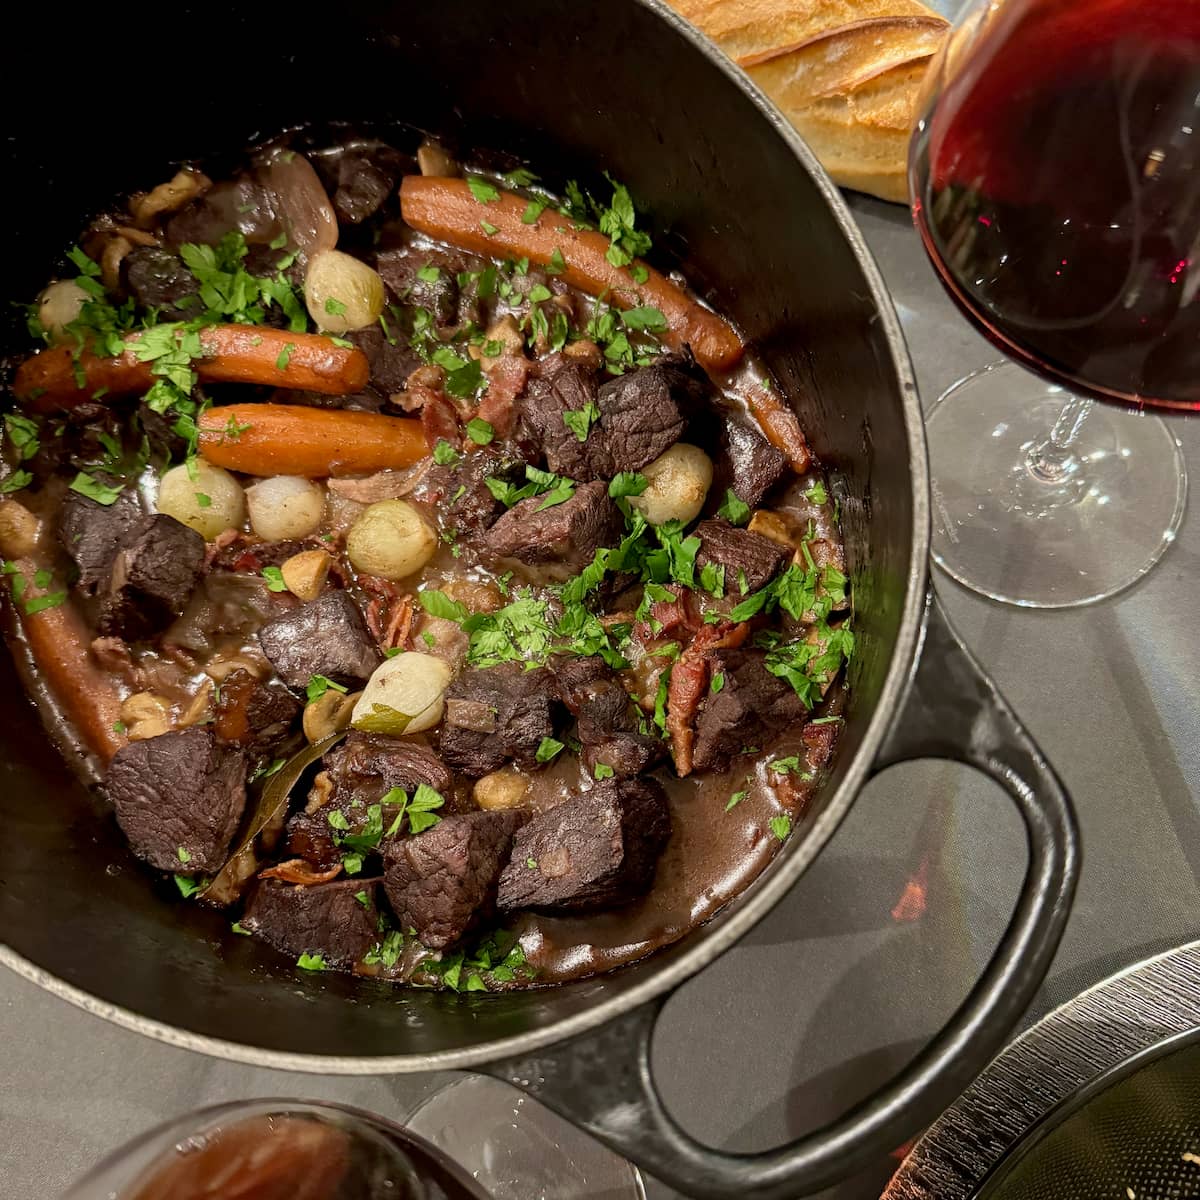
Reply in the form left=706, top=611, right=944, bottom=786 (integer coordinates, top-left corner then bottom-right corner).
left=4, top=151, right=1199, bottom=1200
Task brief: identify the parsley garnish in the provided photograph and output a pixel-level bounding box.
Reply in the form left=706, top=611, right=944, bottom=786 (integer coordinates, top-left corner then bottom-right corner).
left=547, top=247, right=566, bottom=275
left=535, top=736, right=564, bottom=763
left=261, top=565, right=287, bottom=592
left=275, top=342, right=296, bottom=371
left=717, top=489, right=751, bottom=526
left=466, top=417, right=495, bottom=445
left=418, top=589, right=468, bottom=622
left=593, top=763, right=615, bottom=780
left=174, top=875, right=203, bottom=898
left=480, top=219, right=500, bottom=236
left=770, top=814, right=792, bottom=841
left=621, top=305, right=667, bottom=334
left=562, top=399, right=600, bottom=442
left=297, top=953, right=327, bottom=971
left=306, top=674, right=349, bottom=703
left=433, top=439, right=462, bottom=467
left=69, top=472, right=122, bottom=506
left=726, top=789, right=748, bottom=812
left=710, top=672, right=725, bottom=694
left=503, top=167, right=538, bottom=188
left=467, top=176, right=500, bottom=204
left=805, top=481, right=828, bottom=505
left=416, top=264, right=441, bottom=283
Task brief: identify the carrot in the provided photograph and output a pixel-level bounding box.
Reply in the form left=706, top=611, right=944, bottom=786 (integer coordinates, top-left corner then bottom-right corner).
left=399, top=177, right=745, bottom=373
left=5, top=559, right=126, bottom=764
left=746, top=388, right=812, bottom=474
left=14, top=325, right=370, bottom=414
left=198, top=404, right=426, bottom=478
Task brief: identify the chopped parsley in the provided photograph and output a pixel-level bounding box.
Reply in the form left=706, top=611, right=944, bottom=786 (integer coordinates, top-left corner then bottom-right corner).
left=275, top=342, right=297, bottom=371
left=465, top=417, right=494, bottom=445
left=480, top=219, right=500, bottom=236
left=621, top=305, right=667, bottom=334
left=547, top=247, right=567, bottom=275
left=769, top=756, right=803, bottom=774
left=805, top=480, right=829, bottom=505
left=503, top=167, right=538, bottom=188
left=593, top=763, right=615, bottom=781
left=365, top=930, right=405, bottom=968
left=770, top=814, right=793, bottom=841
left=717, top=488, right=751, bottom=526
left=69, top=472, right=122, bottom=506
left=296, top=953, right=327, bottom=971
left=710, top=672, right=725, bottom=694
left=726, top=789, right=748, bottom=812
left=535, top=736, right=564, bottom=763
left=521, top=197, right=550, bottom=224
left=418, top=589, right=468, bottom=622
left=562, top=399, right=600, bottom=442
left=176, top=846, right=192, bottom=865
left=431, top=346, right=488, bottom=400
left=416, top=264, right=441, bottom=283
left=467, top=176, right=500, bottom=204
left=324, top=296, right=347, bottom=316
left=231, top=922, right=250, bottom=935
left=261, top=565, right=287, bottom=592
left=174, top=875, right=203, bottom=898
left=306, top=674, right=348, bottom=703
left=433, top=438, right=462, bottom=467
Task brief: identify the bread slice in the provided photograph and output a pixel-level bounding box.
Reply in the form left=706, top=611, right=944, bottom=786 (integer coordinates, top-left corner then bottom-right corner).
left=670, top=0, right=949, bottom=202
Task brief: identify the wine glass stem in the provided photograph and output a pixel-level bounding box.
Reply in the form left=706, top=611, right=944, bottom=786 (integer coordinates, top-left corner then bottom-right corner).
left=1026, top=395, right=1095, bottom=483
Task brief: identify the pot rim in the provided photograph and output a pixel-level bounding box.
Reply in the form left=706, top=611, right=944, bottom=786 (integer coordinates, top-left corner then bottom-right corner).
left=0, top=0, right=930, bottom=1074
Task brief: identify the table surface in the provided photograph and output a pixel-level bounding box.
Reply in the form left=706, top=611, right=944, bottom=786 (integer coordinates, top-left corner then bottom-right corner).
left=5, top=104, right=1200, bottom=1200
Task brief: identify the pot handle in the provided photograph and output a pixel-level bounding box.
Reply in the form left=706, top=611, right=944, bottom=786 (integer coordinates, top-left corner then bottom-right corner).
left=483, top=590, right=1079, bottom=1199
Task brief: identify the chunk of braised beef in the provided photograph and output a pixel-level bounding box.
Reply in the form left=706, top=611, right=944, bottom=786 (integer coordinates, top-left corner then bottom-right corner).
left=106, top=728, right=246, bottom=874
left=214, top=669, right=302, bottom=750
left=123, top=246, right=201, bottom=320
left=325, top=733, right=454, bottom=804
left=483, top=480, right=622, bottom=573
left=691, top=648, right=809, bottom=773
left=497, top=778, right=671, bottom=913
left=257, top=590, right=380, bottom=691
left=593, top=354, right=707, bottom=473
left=242, top=877, right=381, bottom=967
left=98, top=514, right=206, bottom=641
left=440, top=664, right=559, bottom=777
left=58, top=486, right=143, bottom=597
left=375, top=245, right=460, bottom=326
left=695, top=518, right=791, bottom=596
left=711, top=415, right=788, bottom=510
left=208, top=537, right=309, bottom=573
left=553, top=656, right=667, bottom=780
left=429, top=450, right=528, bottom=537
left=345, top=324, right=423, bottom=401
left=286, top=735, right=454, bottom=870
left=332, top=145, right=405, bottom=225
left=383, top=810, right=525, bottom=948
left=516, top=363, right=607, bottom=480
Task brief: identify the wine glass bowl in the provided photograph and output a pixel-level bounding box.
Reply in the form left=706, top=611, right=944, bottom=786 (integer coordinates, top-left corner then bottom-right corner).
left=908, top=0, right=1194, bottom=607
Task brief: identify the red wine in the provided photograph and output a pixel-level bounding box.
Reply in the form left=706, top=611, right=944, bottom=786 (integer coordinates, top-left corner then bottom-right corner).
left=912, top=0, right=1200, bottom=410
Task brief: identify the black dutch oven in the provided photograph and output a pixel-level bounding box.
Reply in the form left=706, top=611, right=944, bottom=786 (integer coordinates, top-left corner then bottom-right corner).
left=0, top=3, right=1080, bottom=1196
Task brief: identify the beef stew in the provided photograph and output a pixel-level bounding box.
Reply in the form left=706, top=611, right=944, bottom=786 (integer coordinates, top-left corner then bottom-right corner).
left=0, top=134, right=853, bottom=993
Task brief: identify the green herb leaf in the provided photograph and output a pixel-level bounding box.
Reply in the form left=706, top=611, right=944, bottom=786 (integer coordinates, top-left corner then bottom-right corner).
left=805, top=481, right=828, bottom=505
left=770, top=814, right=792, bottom=841
left=275, top=342, right=296, bottom=371
left=769, top=756, right=803, bottom=774
left=630, top=264, right=650, bottom=285
left=354, top=891, right=370, bottom=907
left=306, top=674, right=349, bottom=704
left=261, top=565, right=287, bottom=592
left=593, top=763, right=615, bottom=780
left=416, top=264, right=441, bottom=283
left=327, top=810, right=351, bottom=831
left=480, top=219, right=500, bottom=236
left=433, top=439, right=462, bottom=466
left=521, top=197, right=549, bottom=224
left=407, top=782, right=445, bottom=834
left=535, top=736, right=564, bottom=763
left=465, top=417, right=494, bottom=445
left=710, top=672, right=725, bottom=694
left=467, top=176, right=500, bottom=204
left=608, top=472, right=648, bottom=501
left=717, top=488, right=751, bottom=526
left=297, top=952, right=327, bottom=971
left=503, top=167, right=538, bottom=188
left=69, top=472, right=122, bottom=506
left=174, top=874, right=203, bottom=898
left=418, top=589, right=467, bottom=622
left=231, top=921, right=251, bottom=935
left=0, top=470, right=33, bottom=495
left=324, top=296, right=347, bottom=316
left=621, top=305, right=667, bottom=334
left=562, top=399, right=600, bottom=442
left=726, top=789, right=748, bottom=812
left=176, top=846, right=192, bottom=865
left=547, top=247, right=566, bottom=275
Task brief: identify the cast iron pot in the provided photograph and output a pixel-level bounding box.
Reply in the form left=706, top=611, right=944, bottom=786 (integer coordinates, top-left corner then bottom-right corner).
left=0, top=3, right=1080, bottom=1196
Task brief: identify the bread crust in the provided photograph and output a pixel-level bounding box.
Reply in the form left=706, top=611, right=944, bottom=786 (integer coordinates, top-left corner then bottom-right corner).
left=670, top=0, right=949, bottom=202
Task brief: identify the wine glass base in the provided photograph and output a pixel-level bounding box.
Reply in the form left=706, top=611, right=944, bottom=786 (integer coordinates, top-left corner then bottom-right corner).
left=927, top=362, right=1187, bottom=608
left=406, top=1075, right=646, bottom=1200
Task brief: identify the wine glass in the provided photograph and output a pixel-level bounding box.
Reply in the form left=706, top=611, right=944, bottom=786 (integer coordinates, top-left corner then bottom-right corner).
left=909, top=0, right=1196, bottom=607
